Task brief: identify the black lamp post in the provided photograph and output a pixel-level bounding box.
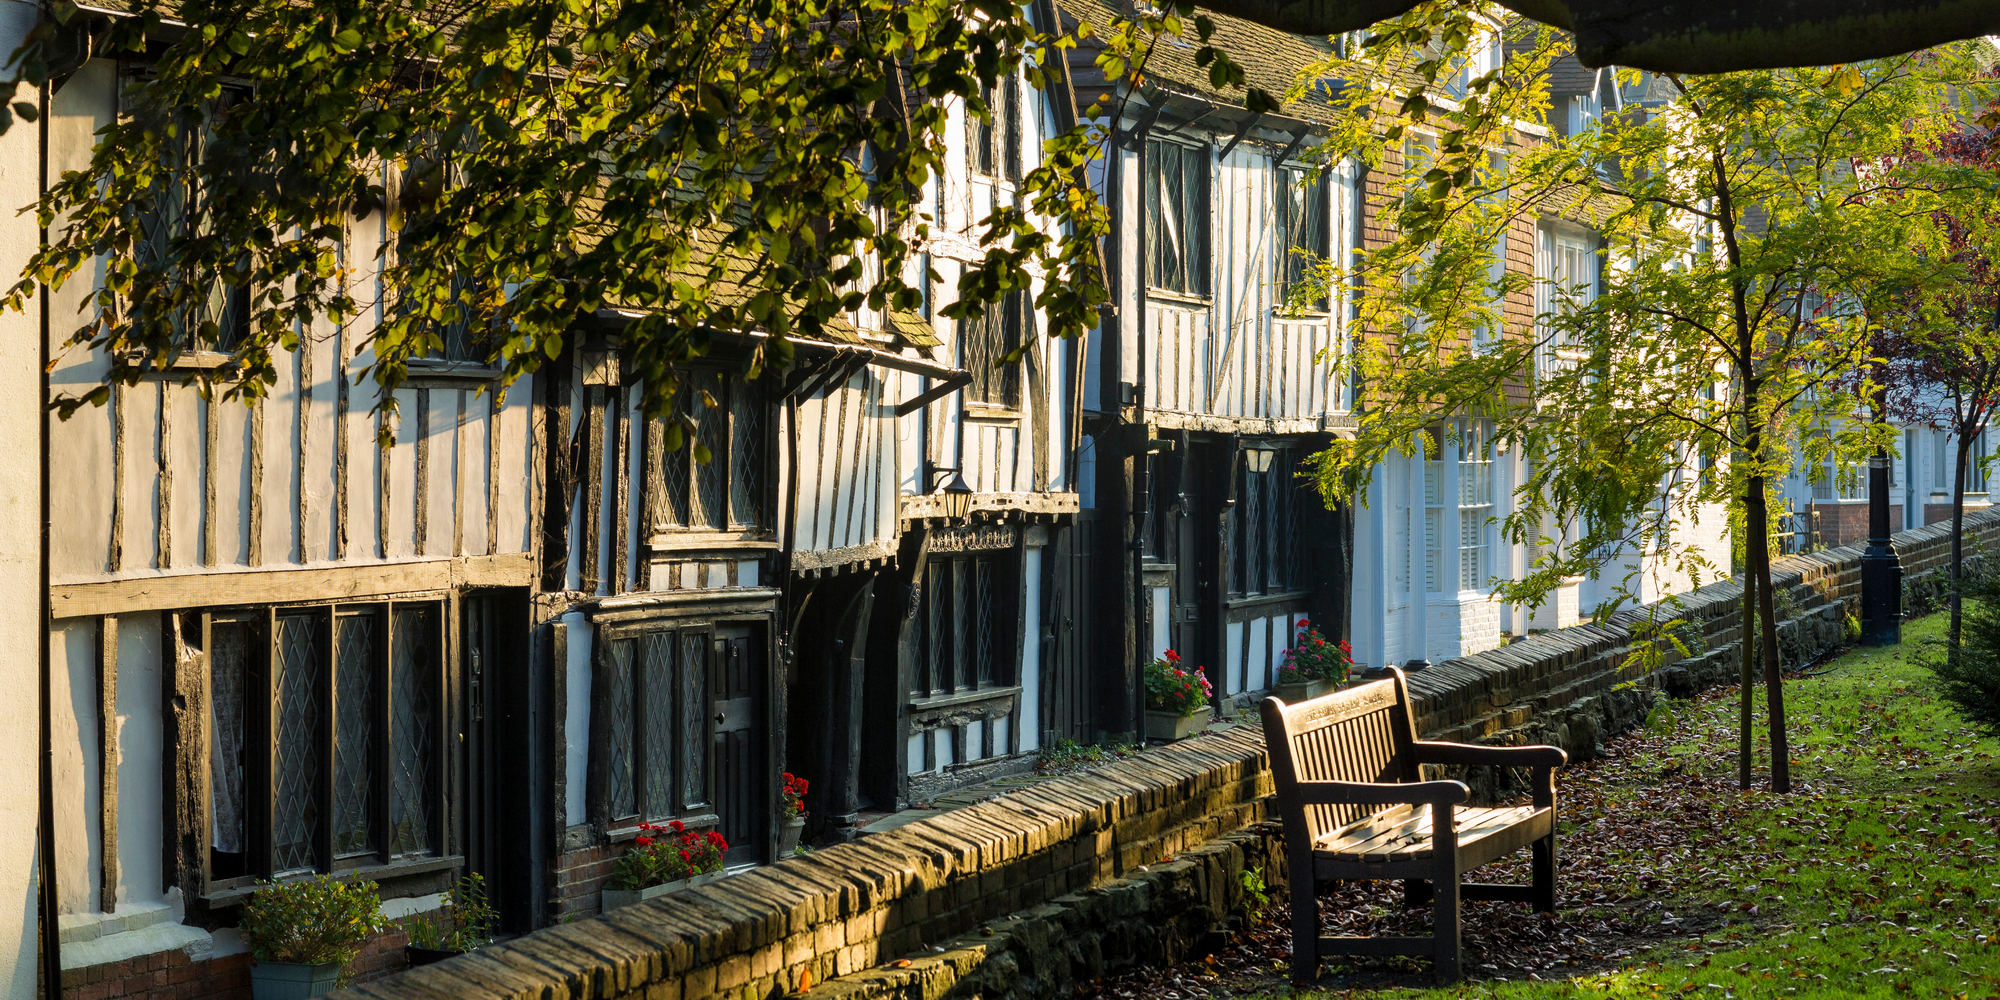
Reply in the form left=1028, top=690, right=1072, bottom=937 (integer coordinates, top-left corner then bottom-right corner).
left=1859, top=445, right=1902, bottom=645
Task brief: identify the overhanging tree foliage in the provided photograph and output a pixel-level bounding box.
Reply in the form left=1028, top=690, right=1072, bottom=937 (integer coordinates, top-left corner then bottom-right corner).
left=1302, top=17, right=1995, bottom=792
left=1, top=0, right=1284, bottom=435
left=1871, top=96, right=2000, bottom=672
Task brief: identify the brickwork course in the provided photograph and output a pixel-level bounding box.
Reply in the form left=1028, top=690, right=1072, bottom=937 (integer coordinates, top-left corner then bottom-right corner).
left=324, top=510, right=2000, bottom=1000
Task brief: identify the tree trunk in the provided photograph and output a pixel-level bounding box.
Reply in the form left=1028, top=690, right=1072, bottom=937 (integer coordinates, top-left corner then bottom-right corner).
left=1738, top=564, right=1755, bottom=791
left=1949, top=433, right=1972, bottom=672
left=1744, top=472, right=1792, bottom=793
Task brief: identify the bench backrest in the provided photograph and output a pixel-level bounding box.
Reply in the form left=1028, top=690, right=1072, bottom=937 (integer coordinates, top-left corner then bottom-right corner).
left=1260, top=669, right=1421, bottom=842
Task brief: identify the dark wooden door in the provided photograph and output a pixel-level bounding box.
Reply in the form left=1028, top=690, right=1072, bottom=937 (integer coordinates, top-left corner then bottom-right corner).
left=1042, top=516, right=1097, bottom=744
left=1175, top=442, right=1224, bottom=685
left=710, top=624, right=767, bottom=865
left=461, top=589, right=539, bottom=932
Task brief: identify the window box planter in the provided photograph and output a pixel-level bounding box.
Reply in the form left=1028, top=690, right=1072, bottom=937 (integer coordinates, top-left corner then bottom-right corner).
left=1144, top=710, right=1202, bottom=742
left=1272, top=679, right=1332, bottom=703
left=250, top=961, right=342, bottom=1000
left=600, top=871, right=721, bottom=912
left=405, top=946, right=460, bottom=967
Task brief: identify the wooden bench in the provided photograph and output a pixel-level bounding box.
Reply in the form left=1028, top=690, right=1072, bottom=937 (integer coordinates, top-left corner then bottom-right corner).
left=1260, top=668, right=1566, bottom=983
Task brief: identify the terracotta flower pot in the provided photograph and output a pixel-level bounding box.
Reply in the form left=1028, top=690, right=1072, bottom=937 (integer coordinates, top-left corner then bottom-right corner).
left=1144, top=710, right=1201, bottom=742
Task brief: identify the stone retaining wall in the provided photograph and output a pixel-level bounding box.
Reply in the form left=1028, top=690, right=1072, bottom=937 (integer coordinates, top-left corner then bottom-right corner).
left=339, top=510, right=2000, bottom=1000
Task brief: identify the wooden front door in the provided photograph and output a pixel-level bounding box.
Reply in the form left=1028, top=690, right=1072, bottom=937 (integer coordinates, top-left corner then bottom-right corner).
left=710, top=624, right=768, bottom=865
left=1174, top=440, right=1226, bottom=689
left=461, top=589, right=539, bottom=932
left=1042, top=516, right=1098, bottom=744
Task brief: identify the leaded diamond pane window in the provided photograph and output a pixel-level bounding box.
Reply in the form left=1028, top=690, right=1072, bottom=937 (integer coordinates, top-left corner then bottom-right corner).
left=695, top=373, right=728, bottom=529
left=197, top=599, right=450, bottom=887
left=639, top=634, right=677, bottom=820
left=662, top=382, right=691, bottom=527
left=1145, top=140, right=1210, bottom=297
left=1276, top=165, right=1331, bottom=312
left=913, top=552, right=1019, bottom=699
left=961, top=291, right=1024, bottom=408
left=597, top=636, right=637, bottom=821
left=653, top=369, right=771, bottom=535
left=588, top=625, right=715, bottom=827
left=332, top=611, right=378, bottom=858
left=678, top=631, right=710, bottom=812
left=1231, top=449, right=1304, bottom=597
left=390, top=606, right=440, bottom=857
left=272, top=612, right=323, bottom=874
left=126, top=78, right=251, bottom=359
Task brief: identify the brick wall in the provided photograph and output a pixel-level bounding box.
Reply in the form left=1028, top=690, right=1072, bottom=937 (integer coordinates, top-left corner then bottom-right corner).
left=1808, top=501, right=1902, bottom=549
left=552, top=840, right=624, bottom=922
left=338, top=510, right=2000, bottom=1000
left=63, top=925, right=417, bottom=1000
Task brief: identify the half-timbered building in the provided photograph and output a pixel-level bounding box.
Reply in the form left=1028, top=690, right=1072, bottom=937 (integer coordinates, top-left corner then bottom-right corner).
left=40, top=53, right=548, bottom=983
left=866, top=19, right=1090, bottom=808
left=1060, top=0, right=1360, bottom=728
left=537, top=7, right=1093, bottom=893
left=537, top=306, right=964, bottom=914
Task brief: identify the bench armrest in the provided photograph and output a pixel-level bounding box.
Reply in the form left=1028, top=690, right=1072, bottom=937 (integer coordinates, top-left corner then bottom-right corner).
left=1288, top=779, right=1469, bottom=807
left=1410, top=741, right=1567, bottom=768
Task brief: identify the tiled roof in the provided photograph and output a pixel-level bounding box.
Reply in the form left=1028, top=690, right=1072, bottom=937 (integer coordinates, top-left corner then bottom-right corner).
left=1053, top=0, right=1355, bottom=124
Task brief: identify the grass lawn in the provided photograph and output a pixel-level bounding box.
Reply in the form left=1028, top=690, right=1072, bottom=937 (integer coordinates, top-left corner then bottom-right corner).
left=1094, top=611, right=2000, bottom=999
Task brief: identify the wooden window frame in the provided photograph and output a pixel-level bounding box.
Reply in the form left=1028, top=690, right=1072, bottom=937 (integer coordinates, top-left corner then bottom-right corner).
left=960, top=290, right=1026, bottom=410
left=912, top=549, right=1022, bottom=701
left=1145, top=139, right=1211, bottom=299
left=382, top=159, right=504, bottom=384
left=1230, top=447, right=1305, bottom=598
left=970, top=72, right=1023, bottom=182
left=186, top=595, right=457, bottom=905
left=119, top=72, right=254, bottom=374
left=648, top=368, right=777, bottom=540
left=1274, top=163, right=1331, bottom=314
left=587, top=620, right=723, bottom=834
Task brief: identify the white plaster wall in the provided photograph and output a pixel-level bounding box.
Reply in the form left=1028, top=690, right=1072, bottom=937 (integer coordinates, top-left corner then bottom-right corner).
left=1019, top=546, right=1042, bottom=753
left=50, top=622, right=98, bottom=915
left=562, top=613, right=592, bottom=828
left=113, top=621, right=164, bottom=908
left=42, top=58, right=540, bottom=587
left=0, top=2, right=46, bottom=991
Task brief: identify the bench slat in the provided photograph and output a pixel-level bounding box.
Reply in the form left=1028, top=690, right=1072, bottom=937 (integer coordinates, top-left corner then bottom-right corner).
left=1314, top=804, right=1548, bottom=862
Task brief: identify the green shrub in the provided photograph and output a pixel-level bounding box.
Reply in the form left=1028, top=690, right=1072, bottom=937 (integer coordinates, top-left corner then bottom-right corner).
left=405, top=873, right=496, bottom=953
left=240, top=874, right=388, bottom=967
left=1929, top=573, right=2000, bottom=737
